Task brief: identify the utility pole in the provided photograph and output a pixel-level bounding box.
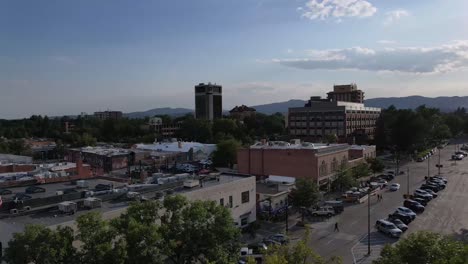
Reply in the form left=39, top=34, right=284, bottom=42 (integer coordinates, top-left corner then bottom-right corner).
left=438, top=147, right=441, bottom=175
left=407, top=167, right=410, bottom=196
left=427, top=155, right=430, bottom=179
left=285, top=199, right=289, bottom=233
left=367, top=188, right=371, bottom=255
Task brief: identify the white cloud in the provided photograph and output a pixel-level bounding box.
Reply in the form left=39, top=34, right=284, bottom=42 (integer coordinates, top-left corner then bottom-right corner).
left=377, top=40, right=396, bottom=45
left=384, top=9, right=409, bottom=25
left=300, top=0, right=377, bottom=21
left=273, top=41, right=468, bottom=74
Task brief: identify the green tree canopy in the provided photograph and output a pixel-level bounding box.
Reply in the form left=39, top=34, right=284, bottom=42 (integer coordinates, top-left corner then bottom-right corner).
left=374, top=231, right=468, bottom=264
left=212, top=139, right=241, bottom=168
left=4, top=224, right=77, bottom=264
left=331, top=169, right=358, bottom=192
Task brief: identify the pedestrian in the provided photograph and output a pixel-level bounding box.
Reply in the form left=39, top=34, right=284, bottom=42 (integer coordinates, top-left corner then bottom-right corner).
left=334, top=222, right=339, bottom=232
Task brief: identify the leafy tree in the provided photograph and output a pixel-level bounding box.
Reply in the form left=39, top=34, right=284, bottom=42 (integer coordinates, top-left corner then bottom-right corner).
left=324, top=134, right=338, bottom=144
left=374, top=231, right=468, bottom=264
left=290, top=179, right=320, bottom=221
left=212, top=139, right=241, bottom=168
left=111, top=201, right=163, bottom=264
left=4, top=224, right=77, bottom=264
left=351, top=163, right=370, bottom=179
left=160, top=195, right=241, bottom=264
left=76, top=212, right=126, bottom=264
left=331, top=169, right=358, bottom=192
left=177, top=117, right=213, bottom=143
left=264, top=229, right=342, bottom=264
left=366, top=158, right=385, bottom=176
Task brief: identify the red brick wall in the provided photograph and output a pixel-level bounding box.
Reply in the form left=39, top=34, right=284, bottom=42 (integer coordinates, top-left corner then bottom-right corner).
left=0, top=164, right=36, bottom=173
left=237, top=149, right=318, bottom=181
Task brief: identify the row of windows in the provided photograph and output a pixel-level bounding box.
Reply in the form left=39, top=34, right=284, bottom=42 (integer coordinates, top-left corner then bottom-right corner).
left=220, top=191, right=250, bottom=208
left=319, top=157, right=348, bottom=177
left=290, top=115, right=345, bottom=121
left=290, top=122, right=345, bottom=128
left=290, top=129, right=345, bottom=136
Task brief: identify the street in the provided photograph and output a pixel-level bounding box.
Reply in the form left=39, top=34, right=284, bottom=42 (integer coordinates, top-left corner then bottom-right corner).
left=264, top=140, right=468, bottom=264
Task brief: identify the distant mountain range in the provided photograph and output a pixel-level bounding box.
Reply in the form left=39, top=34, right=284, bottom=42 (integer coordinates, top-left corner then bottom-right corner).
left=124, top=96, right=468, bottom=118
left=124, top=107, right=193, bottom=118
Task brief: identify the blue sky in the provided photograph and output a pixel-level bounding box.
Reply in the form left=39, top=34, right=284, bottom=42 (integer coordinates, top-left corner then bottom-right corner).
left=1, top=0, right=468, bottom=119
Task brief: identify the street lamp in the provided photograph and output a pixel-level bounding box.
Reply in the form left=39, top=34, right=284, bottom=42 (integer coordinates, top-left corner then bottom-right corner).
left=367, top=188, right=371, bottom=255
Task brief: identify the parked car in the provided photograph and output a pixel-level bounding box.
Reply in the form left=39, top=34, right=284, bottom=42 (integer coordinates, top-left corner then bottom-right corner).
left=430, top=176, right=447, bottom=184
left=377, top=179, right=388, bottom=187
left=0, top=189, right=12, bottom=195
left=375, top=219, right=402, bottom=238
left=413, top=197, right=428, bottom=206
left=324, top=200, right=344, bottom=214
left=428, top=180, right=446, bottom=189
left=420, top=183, right=440, bottom=192
left=455, top=151, right=468, bottom=157
left=395, top=207, right=417, bottom=220
left=247, top=243, right=268, bottom=254
left=13, top=192, right=32, bottom=201
left=414, top=189, right=433, bottom=199
left=25, top=186, right=45, bottom=194
left=452, top=154, right=464, bottom=160
left=387, top=218, right=408, bottom=231
left=403, top=200, right=425, bottom=213
left=95, top=184, right=112, bottom=191
left=268, top=234, right=289, bottom=244
left=420, top=188, right=438, bottom=198
left=263, top=239, right=281, bottom=247
left=310, top=206, right=335, bottom=217
left=381, top=174, right=395, bottom=181
left=389, top=183, right=400, bottom=191
left=388, top=212, right=413, bottom=225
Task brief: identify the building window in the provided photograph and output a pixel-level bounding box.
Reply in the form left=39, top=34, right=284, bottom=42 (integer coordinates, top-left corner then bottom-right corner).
left=220, top=198, right=224, bottom=206
left=319, top=161, right=328, bottom=177
left=241, top=217, right=248, bottom=226
left=229, top=195, right=233, bottom=208
left=241, top=191, right=250, bottom=204
left=332, top=158, right=338, bottom=172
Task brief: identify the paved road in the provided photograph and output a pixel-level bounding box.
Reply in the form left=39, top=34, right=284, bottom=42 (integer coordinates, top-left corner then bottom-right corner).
left=298, top=141, right=468, bottom=263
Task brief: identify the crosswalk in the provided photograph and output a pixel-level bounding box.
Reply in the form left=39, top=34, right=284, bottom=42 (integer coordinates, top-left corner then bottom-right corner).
left=351, top=232, right=397, bottom=264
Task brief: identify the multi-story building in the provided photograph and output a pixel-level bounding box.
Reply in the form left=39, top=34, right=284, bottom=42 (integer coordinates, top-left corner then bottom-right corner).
left=327, top=83, right=364, bottom=103
left=288, top=96, right=381, bottom=144
left=194, top=82, right=222, bottom=121
left=182, top=173, right=256, bottom=227
left=148, top=117, right=181, bottom=138
left=229, top=105, right=256, bottom=121
left=94, top=111, right=123, bottom=120
left=237, top=140, right=352, bottom=187
left=65, top=147, right=147, bottom=174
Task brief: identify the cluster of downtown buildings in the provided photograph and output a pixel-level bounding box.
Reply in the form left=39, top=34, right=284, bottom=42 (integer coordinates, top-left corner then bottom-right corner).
left=0, top=82, right=381, bottom=235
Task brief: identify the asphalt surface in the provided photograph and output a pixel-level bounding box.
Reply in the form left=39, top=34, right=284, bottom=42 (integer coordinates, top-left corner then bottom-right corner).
left=303, top=141, right=468, bottom=264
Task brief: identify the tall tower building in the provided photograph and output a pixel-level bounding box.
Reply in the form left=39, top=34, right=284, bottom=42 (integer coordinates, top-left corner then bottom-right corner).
left=194, top=82, right=222, bottom=121
left=327, top=83, right=364, bottom=103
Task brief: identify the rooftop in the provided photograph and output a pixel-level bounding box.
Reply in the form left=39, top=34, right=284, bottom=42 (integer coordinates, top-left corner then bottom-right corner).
left=230, top=105, right=256, bottom=113
left=135, top=141, right=216, bottom=154
left=256, top=182, right=288, bottom=195
left=74, top=146, right=132, bottom=156
left=249, top=141, right=347, bottom=150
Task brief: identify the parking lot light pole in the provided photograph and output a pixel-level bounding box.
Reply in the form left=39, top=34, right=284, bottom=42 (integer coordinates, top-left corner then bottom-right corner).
left=427, top=155, right=430, bottom=179
left=407, top=167, right=410, bottom=196
left=367, top=188, right=371, bottom=255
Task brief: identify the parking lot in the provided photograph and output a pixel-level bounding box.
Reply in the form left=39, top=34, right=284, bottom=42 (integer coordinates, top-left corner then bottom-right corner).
left=252, top=141, right=468, bottom=264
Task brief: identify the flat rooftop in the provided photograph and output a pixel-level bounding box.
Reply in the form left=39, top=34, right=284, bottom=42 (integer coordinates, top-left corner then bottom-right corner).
left=250, top=141, right=348, bottom=150
left=72, top=146, right=132, bottom=156
left=256, top=183, right=287, bottom=195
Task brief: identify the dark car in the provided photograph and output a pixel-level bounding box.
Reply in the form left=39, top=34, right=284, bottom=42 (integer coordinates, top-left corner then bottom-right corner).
left=25, top=186, right=45, bottom=194
left=248, top=243, right=268, bottom=254
left=95, top=184, right=112, bottom=191
left=388, top=218, right=408, bottom=231
left=430, top=176, right=448, bottom=184
left=428, top=180, right=446, bottom=189
left=380, top=174, right=395, bottom=181
left=389, top=212, right=412, bottom=225
left=62, top=188, right=78, bottom=194
left=403, top=200, right=425, bottom=213
left=13, top=192, right=32, bottom=201
left=413, top=197, right=428, bottom=206
left=420, top=188, right=438, bottom=198
left=421, top=184, right=440, bottom=193
left=0, top=189, right=12, bottom=195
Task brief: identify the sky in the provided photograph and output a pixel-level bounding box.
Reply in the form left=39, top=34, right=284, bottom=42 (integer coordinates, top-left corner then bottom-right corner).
left=1, top=0, right=468, bottom=119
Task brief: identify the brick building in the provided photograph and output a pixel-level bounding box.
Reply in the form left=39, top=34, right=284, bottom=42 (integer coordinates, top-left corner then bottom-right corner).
left=65, top=147, right=147, bottom=174
left=327, top=83, right=364, bottom=103
left=237, top=140, right=353, bottom=187
left=229, top=105, right=256, bottom=121
left=94, top=111, right=123, bottom=120
left=288, top=97, right=381, bottom=144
